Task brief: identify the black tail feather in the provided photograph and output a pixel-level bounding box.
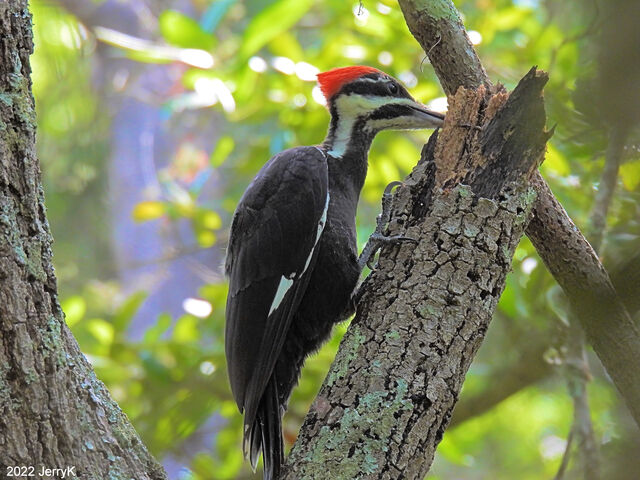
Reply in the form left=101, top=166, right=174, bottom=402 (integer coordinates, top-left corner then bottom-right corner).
left=245, top=378, right=283, bottom=479
left=248, top=418, right=262, bottom=471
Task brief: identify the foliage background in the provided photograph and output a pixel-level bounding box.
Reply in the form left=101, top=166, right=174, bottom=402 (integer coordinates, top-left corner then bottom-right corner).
left=31, top=0, right=639, bottom=478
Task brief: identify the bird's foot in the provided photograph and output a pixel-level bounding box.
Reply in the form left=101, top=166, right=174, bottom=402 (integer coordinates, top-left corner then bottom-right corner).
left=352, top=235, right=417, bottom=306
left=357, top=181, right=417, bottom=271
left=378, top=180, right=402, bottom=229
left=358, top=232, right=418, bottom=270
left=352, top=181, right=417, bottom=306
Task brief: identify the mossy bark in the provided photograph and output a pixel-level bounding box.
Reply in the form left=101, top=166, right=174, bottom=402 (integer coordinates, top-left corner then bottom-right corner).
left=0, top=3, right=166, bottom=479
left=282, top=70, right=550, bottom=480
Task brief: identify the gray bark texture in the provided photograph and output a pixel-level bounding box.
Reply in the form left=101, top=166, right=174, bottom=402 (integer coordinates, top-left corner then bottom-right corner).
left=282, top=70, right=550, bottom=479
left=400, top=0, right=640, bottom=429
left=0, top=3, right=166, bottom=479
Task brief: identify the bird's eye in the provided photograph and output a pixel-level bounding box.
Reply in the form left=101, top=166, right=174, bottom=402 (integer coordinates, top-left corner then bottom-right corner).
left=386, top=82, right=398, bottom=95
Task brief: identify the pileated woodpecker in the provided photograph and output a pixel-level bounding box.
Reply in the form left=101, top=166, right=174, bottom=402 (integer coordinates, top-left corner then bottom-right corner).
left=225, top=66, right=444, bottom=479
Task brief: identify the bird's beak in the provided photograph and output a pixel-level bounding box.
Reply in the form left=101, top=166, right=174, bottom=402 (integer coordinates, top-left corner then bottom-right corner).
left=369, top=98, right=445, bottom=132
left=402, top=101, right=445, bottom=129
left=361, top=94, right=446, bottom=132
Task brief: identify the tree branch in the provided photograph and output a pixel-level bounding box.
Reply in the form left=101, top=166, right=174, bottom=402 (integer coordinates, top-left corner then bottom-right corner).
left=398, top=0, right=640, bottom=429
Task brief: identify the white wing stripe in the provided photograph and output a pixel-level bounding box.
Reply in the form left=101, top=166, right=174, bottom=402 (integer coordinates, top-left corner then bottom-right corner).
left=269, top=277, right=294, bottom=316
left=268, top=192, right=330, bottom=315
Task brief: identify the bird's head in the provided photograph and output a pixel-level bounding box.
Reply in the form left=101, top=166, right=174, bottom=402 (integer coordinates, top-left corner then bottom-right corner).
left=317, top=66, right=444, bottom=133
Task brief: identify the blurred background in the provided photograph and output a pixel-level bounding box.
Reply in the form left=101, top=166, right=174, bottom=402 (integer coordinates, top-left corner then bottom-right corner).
left=30, top=0, right=639, bottom=478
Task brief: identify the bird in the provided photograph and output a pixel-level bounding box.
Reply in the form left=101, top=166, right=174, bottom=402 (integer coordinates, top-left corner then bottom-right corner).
left=224, top=66, right=444, bottom=479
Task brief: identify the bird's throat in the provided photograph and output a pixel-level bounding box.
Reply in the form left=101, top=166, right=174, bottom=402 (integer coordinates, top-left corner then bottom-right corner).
left=322, top=111, right=375, bottom=160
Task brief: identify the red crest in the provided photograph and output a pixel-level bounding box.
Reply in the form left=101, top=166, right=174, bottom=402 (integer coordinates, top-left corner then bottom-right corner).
left=317, top=66, right=383, bottom=101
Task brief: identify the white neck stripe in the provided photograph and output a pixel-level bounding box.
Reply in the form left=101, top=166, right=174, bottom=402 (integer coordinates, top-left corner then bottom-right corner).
left=327, top=116, right=355, bottom=158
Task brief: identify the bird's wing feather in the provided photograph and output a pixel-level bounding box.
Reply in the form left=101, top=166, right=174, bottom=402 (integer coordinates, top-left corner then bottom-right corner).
left=225, top=146, right=329, bottom=420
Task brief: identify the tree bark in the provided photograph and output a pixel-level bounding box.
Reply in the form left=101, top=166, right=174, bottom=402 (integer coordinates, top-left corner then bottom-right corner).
left=400, top=0, right=640, bottom=429
left=282, top=69, right=550, bottom=479
left=0, top=3, right=166, bottom=478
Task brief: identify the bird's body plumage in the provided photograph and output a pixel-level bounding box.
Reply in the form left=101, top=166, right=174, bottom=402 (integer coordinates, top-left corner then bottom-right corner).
left=225, top=66, right=444, bottom=479
left=225, top=143, right=368, bottom=479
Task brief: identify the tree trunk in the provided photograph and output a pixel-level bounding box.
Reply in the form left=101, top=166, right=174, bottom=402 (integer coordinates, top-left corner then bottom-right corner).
left=0, top=3, right=166, bottom=478
left=282, top=70, right=550, bottom=479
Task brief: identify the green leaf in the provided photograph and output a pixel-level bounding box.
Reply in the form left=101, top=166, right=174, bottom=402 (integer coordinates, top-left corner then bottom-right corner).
left=497, top=276, right=517, bottom=317
left=239, top=0, right=313, bottom=59
left=491, top=6, right=532, bottom=32
left=268, top=31, right=304, bottom=61
left=159, top=10, right=215, bottom=50
left=173, top=315, right=200, bottom=342
left=143, top=313, right=173, bottom=344
left=541, top=142, right=570, bottom=177
left=620, top=159, right=640, bottom=191
left=123, top=50, right=172, bottom=65
left=210, top=136, right=235, bottom=167
left=86, top=318, right=115, bottom=346
left=113, top=291, right=147, bottom=331
left=62, top=295, right=86, bottom=327
left=196, top=230, right=217, bottom=247
left=197, top=209, right=222, bottom=230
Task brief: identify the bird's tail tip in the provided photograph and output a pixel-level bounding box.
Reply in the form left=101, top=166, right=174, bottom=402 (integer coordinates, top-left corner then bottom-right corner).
left=243, top=379, right=284, bottom=479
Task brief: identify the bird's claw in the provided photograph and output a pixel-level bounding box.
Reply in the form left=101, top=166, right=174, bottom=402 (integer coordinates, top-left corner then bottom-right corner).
left=358, top=181, right=415, bottom=271
left=379, top=181, right=403, bottom=229
left=383, top=180, right=403, bottom=195
left=364, top=234, right=418, bottom=270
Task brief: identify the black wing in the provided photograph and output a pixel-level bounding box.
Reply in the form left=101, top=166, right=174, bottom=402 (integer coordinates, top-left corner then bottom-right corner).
left=225, top=146, right=329, bottom=423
